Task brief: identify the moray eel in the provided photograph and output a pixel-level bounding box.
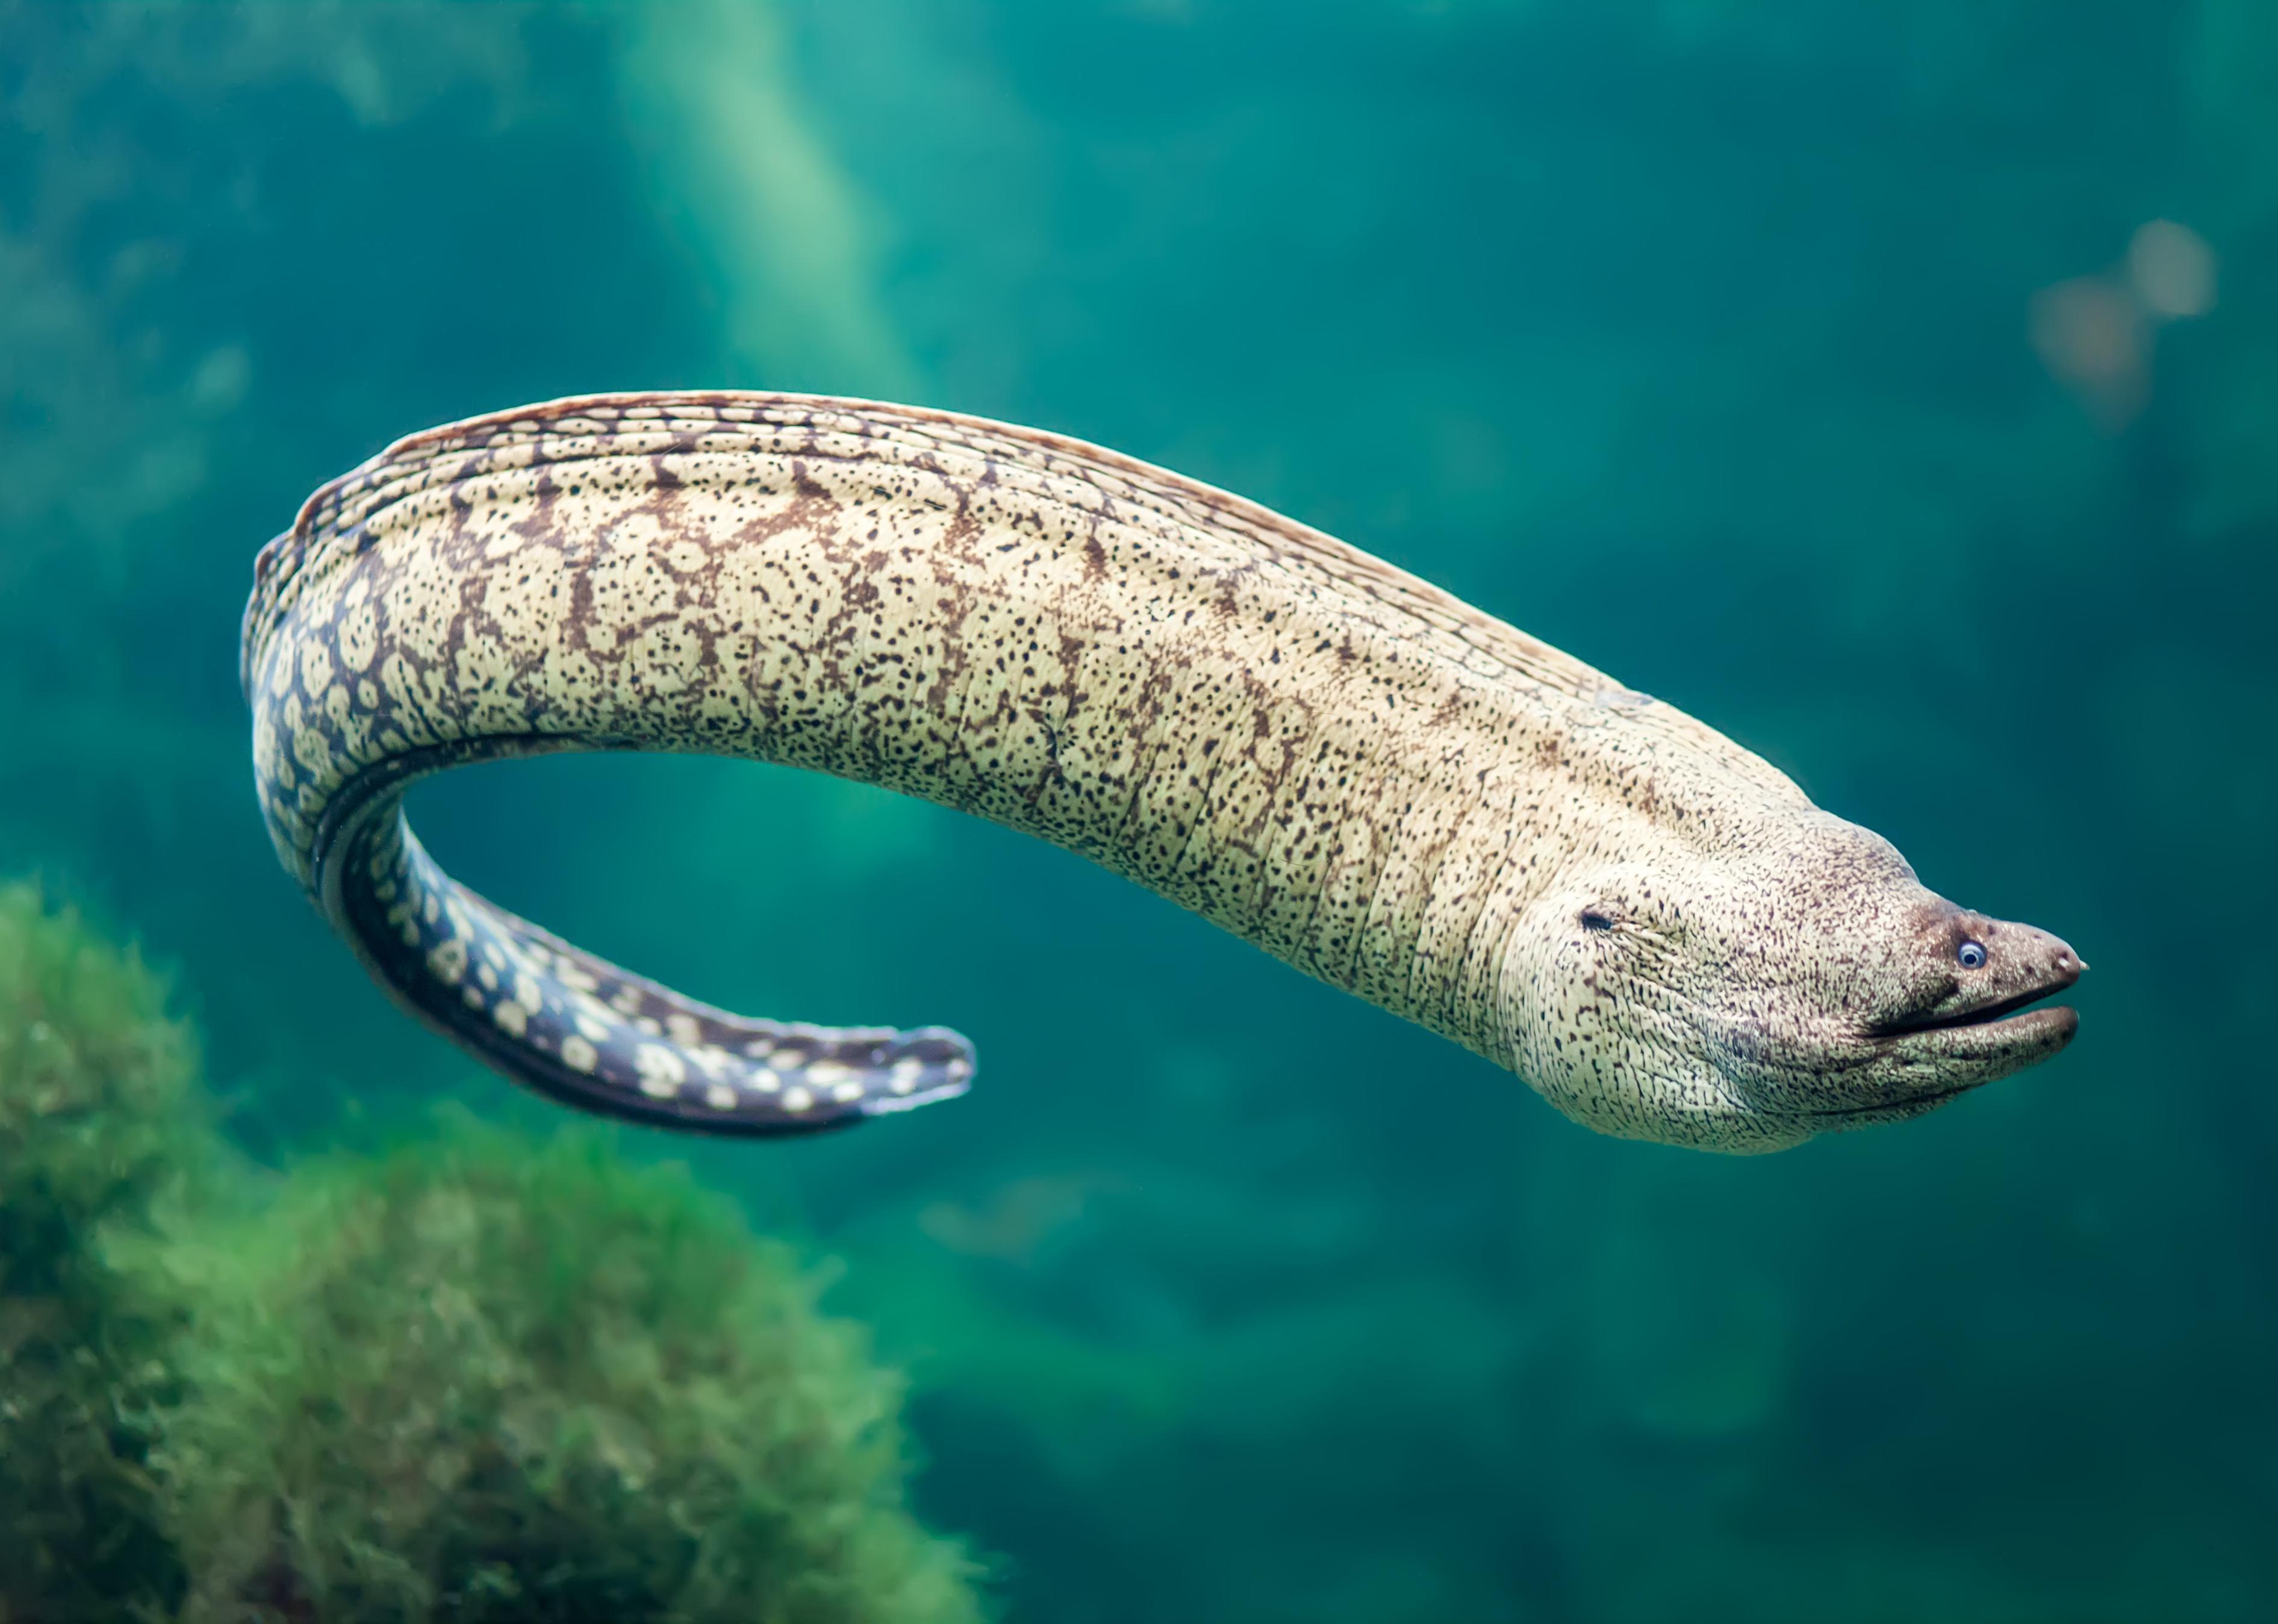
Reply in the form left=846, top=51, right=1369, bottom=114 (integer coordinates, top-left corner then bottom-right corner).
left=243, top=393, right=2083, bottom=1151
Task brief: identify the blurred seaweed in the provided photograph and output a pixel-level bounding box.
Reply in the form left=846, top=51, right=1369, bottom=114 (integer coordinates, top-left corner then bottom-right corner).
left=0, top=885, right=985, bottom=1621
left=0, top=883, right=205, bottom=1619
left=141, top=1122, right=985, bottom=1624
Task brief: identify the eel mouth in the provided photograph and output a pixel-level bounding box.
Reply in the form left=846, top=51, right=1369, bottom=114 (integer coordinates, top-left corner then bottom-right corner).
left=1870, top=978, right=2082, bottom=1040
left=1805, top=953, right=2085, bottom=1125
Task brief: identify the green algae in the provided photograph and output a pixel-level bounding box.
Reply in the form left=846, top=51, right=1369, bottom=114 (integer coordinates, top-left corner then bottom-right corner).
left=0, top=882, right=207, bottom=1619
left=145, top=1120, right=985, bottom=1624
left=0, top=883, right=985, bottom=1622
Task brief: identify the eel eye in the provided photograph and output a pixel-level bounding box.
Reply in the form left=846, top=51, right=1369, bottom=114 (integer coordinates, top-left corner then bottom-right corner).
left=1956, top=939, right=1987, bottom=970
left=1580, top=909, right=1615, bottom=933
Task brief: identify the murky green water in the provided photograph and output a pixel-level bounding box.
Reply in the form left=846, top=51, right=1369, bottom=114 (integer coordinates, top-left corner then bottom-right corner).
left=3, top=3, right=2272, bottom=1618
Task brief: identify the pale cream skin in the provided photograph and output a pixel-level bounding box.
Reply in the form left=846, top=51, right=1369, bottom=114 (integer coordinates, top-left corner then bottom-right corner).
left=244, top=393, right=2082, bottom=1150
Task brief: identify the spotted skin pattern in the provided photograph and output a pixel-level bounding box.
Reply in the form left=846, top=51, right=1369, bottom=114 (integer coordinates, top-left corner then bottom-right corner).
left=346, top=812, right=969, bottom=1132
left=244, top=393, right=2082, bottom=1148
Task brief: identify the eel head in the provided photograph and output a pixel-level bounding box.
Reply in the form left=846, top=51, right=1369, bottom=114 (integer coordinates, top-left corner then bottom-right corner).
left=1500, top=810, right=2084, bottom=1152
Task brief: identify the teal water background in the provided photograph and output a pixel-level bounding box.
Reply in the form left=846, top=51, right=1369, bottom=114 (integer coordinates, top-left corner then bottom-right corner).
left=3, top=3, right=2273, bottom=1618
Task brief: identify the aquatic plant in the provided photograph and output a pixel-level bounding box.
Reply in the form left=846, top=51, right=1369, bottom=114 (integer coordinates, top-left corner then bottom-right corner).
left=0, top=879, right=983, bottom=1619
left=145, top=1116, right=986, bottom=1623
left=0, top=881, right=207, bottom=1619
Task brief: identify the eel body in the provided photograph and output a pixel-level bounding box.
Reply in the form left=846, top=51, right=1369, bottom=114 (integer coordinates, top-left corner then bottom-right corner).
left=244, top=393, right=2082, bottom=1150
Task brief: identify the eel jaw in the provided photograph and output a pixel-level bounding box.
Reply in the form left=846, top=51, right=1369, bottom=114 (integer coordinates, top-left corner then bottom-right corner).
left=1870, top=954, right=2085, bottom=1048
left=1870, top=971, right=2084, bottom=1038
left=1813, top=957, right=2085, bottom=1125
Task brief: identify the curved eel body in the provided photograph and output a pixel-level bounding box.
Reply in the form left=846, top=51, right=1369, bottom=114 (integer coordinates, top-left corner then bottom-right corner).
left=244, top=393, right=2082, bottom=1151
